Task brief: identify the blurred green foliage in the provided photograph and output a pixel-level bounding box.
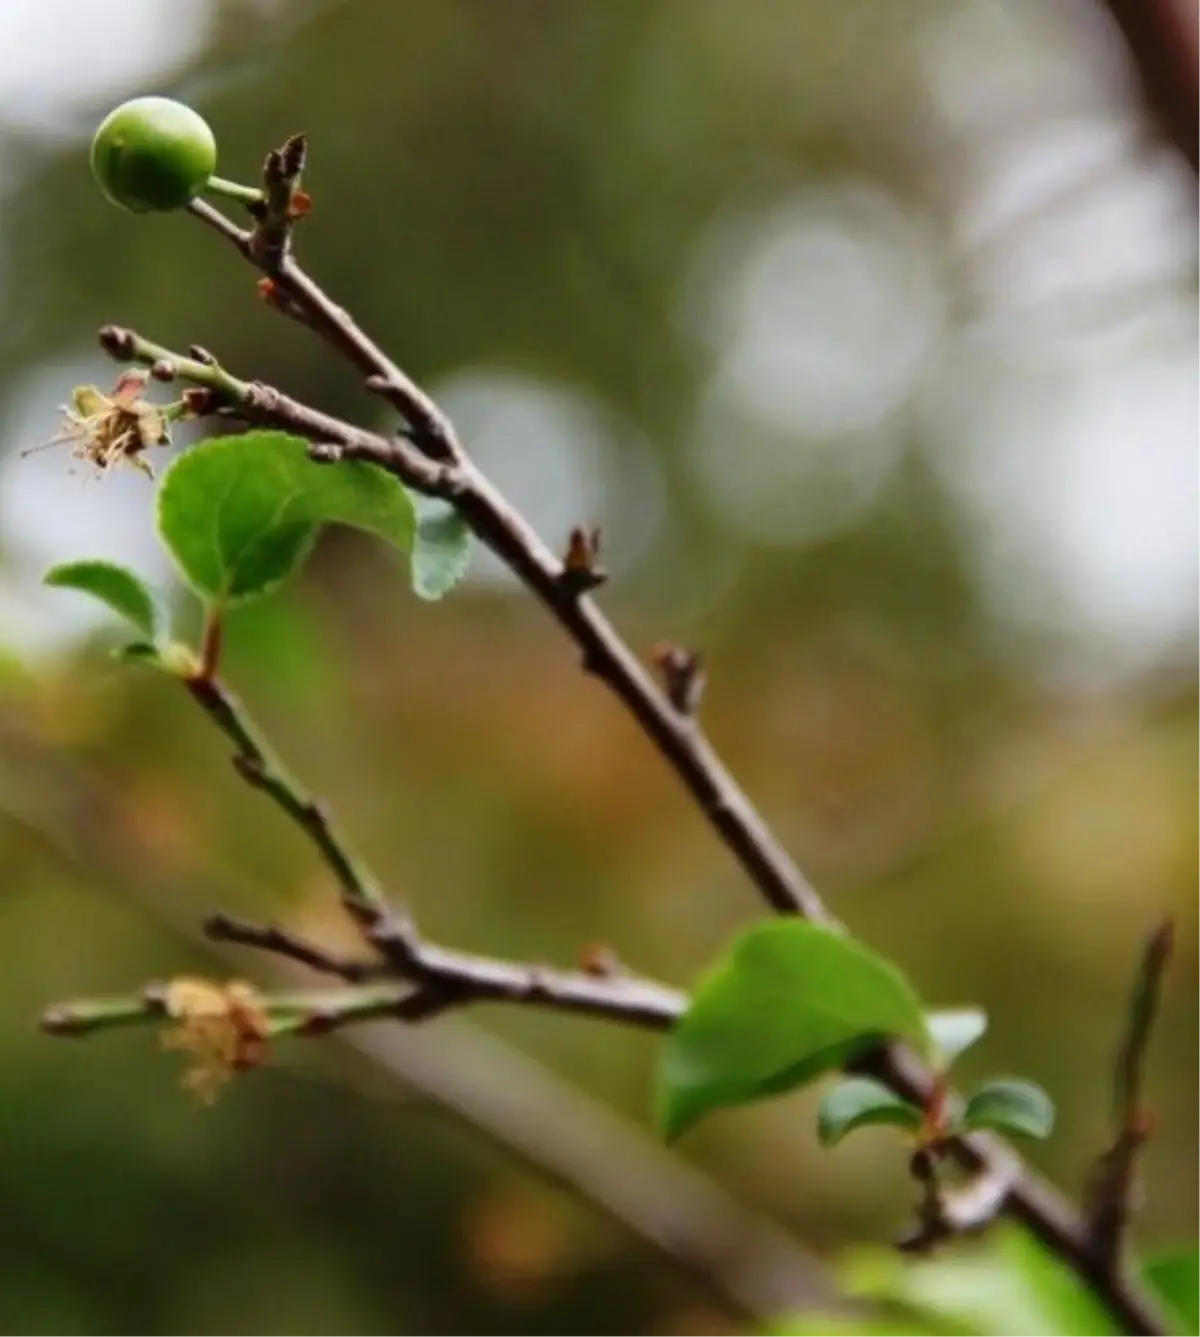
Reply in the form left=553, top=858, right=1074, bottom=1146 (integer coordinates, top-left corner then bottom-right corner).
left=0, top=1, right=1194, bottom=1333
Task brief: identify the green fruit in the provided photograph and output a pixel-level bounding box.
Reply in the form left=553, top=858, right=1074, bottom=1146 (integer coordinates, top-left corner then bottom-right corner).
left=91, top=97, right=217, bottom=213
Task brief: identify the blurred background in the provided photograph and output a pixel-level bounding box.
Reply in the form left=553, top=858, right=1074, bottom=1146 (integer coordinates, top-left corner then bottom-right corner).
left=0, top=0, right=1195, bottom=1332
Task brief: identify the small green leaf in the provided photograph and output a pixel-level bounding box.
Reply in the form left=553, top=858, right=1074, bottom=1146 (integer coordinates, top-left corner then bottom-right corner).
left=657, top=921, right=931, bottom=1141
left=962, top=1079, right=1054, bottom=1140
left=45, top=560, right=158, bottom=637
left=410, top=493, right=471, bottom=600
left=817, top=1077, right=923, bottom=1147
left=927, top=1008, right=989, bottom=1067
left=156, top=431, right=415, bottom=606
left=1143, top=1247, right=1199, bottom=1335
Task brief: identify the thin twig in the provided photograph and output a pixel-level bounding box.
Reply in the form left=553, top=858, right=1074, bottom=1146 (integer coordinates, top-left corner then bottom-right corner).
left=871, top=1045, right=1165, bottom=1334
left=182, top=667, right=686, bottom=1032
left=183, top=671, right=386, bottom=919
left=41, top=979, right=415, bottom=1042
left=1114, top=920, right=1174, bottom=1135
left=1084, top=919, right=1175, bottom=1269
left=204, top=912, right=386, bottom=982
left=100, top=323, right=447, bottom=495
left=187, top=199, right=459, bottom=460
left=207, top=910, right=687, bottom=1031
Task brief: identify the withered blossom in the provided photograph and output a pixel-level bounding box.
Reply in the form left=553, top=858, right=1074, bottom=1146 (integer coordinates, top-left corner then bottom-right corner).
left=27, top=369, right=172, bottom=477
left=160, top=976, right=270, bottom=1105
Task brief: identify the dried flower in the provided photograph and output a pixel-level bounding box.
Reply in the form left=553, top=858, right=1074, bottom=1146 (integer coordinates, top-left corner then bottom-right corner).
left=160, top=976, right=270, bottom=1104
left=27, top=370, right=171, bottom=477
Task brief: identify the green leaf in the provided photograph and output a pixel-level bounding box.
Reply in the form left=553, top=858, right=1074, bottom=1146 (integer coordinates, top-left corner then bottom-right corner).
left=962, top=1078, right=1054, bottom=1140
left=410, top=493, right=472, bottom=600
left=817, top=1077, right=923, bottom=1147
left=44, top=560, right=158, bottom=637
left=927, top=1008, right=989, bottom=1067
left=657, top=921, right=931, bottom=1141
left=1143, top=1247, right=1199, bottom=1335
left=156, top=431, right=415, bottom=606
left=842, top=1226, right=1120, bottom=1335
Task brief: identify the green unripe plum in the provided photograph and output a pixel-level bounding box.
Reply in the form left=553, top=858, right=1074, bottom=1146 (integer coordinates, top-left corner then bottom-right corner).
left=91, top=97, right=217, bottom=213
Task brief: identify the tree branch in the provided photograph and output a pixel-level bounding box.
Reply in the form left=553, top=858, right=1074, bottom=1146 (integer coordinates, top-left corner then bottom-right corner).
left=203, top=912, right=386, bottom=982
left=101, top=319, right=829, bottom=925
left=205, top=910, right=686, bottom=1032
left=181, top=663, right=686, bottom=1034
left=4, top=713, right=831, bottom=1323
left=94, top=180, right=1170, bottom=1331
left=870, top=1045, right=1164, bottom=1335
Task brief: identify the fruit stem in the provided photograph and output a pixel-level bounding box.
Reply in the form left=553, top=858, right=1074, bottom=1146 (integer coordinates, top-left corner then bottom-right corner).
left=204, top=175, right=265, bottom=207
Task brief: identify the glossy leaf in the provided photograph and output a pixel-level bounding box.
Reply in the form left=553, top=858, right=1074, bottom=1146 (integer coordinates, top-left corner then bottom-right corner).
left=410, top=493, right=472, bottom=600
left=927, top=1008, right=989, bottom=1067
left=44, top=560, right=158, bottom=637
left=962, top=1078, right=1054, bottom=1140
left=1143, top=1247, right=1199, bottom=1335
left=657, top=921, right=931, bottom=1141
left=817, top=1077, right=923, bottom=1147
left=156, top=431, right=415, bottom=606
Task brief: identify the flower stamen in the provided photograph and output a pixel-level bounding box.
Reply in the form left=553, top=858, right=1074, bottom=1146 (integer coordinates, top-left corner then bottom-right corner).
left=159, top=977, right=270, bottom=1104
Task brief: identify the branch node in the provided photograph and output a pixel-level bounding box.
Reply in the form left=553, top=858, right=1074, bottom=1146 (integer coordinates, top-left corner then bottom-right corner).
left=366, top=911, right=421, bottom=971
left=149, top=359, right=177, bottom=383
left=98, top=325, right=135, bottom=361
left=394, top=986, right=460, bottom=1022
left=231, top=752, right=267, bottom=787
left=181, top=387, right=219, bottom=417
left=524, top=964, right=555, bottom=1001
left=651, top=642, right=706, bottom=717
left=140, top=980, right=170, bottom=1013
left=307, top=442, right=345, bottom=464
left=559, top=526, right=608, bottom=595
left=187, top=344, right=218, bottom=365
left=898, top=1146, right=1016, bottom=1254
left=578, top=942, right=623, bottom=977
left=293, top=1009, right=339, bottom=1037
